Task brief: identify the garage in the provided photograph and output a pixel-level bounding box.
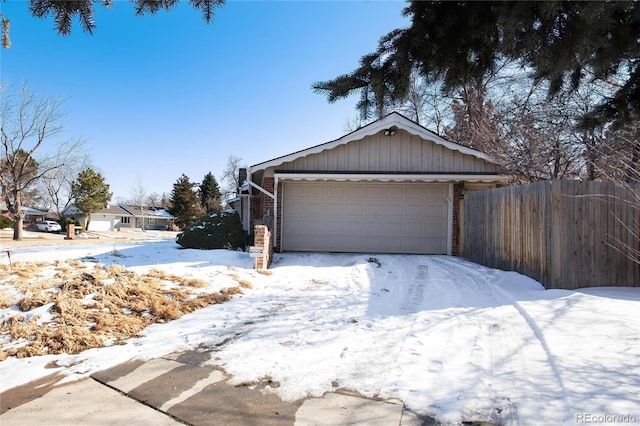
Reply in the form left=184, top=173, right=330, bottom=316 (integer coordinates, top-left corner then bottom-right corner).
left=281, top=181, right=450, bottom=254
left=243, top=112, right=509, bottom=257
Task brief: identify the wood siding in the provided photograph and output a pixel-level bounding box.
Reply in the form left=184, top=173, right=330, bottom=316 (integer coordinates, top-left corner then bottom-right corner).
left=461, top=180, right=639, bottom=289
left=276, top=130, right=495, bottom=174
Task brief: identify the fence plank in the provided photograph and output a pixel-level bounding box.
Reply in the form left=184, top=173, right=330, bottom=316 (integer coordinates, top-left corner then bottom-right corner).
left=461, top=180, right=639, bottom=289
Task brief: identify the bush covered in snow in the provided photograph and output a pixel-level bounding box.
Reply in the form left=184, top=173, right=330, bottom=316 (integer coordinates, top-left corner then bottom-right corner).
left=175, top=209, right=245, bottom=250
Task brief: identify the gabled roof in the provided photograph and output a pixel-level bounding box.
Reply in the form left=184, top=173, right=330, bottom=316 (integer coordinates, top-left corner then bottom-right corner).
left=0, top=202, right=46, bottom=215
left=96, top=205, right=134, bottom=216
left=251, top=112, right=497, bottom=173
left=68, top=204, right=175, bottom=220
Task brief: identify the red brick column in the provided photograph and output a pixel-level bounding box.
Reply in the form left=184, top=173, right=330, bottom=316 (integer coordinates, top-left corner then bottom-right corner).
left=262, top=178, right=275, bottom=223
left=253, top=225, right=272, bottom=269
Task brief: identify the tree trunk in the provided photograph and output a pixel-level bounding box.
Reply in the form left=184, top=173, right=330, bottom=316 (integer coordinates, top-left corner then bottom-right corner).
left=11, top=199, right=24, bottom=241
left=86, top=212, right=92, bottom=231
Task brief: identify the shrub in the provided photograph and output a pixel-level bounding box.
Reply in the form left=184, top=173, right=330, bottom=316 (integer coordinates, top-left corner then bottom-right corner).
left=0, top=216, right=13, bottom=230
left=175, top=209, right=245, bottom=250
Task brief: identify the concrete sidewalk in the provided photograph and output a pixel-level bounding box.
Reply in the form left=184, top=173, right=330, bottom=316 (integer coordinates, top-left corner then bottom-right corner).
left=0, top=350, right=427, bottom=425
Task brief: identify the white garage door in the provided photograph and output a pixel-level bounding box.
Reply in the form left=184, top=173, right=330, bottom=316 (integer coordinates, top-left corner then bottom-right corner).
left=281, top=181, right=450, bottom=254
left=88, top=217, right=113, bottom=231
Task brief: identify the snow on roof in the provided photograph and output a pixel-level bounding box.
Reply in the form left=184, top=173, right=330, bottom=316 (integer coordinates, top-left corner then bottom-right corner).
left=145, top=208, right=175, bottom=219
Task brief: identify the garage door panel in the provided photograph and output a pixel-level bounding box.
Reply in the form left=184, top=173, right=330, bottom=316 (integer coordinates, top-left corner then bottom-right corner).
left=403, top=221, right=425, bottom=235
left=346, top=186, right=365, bottom=198
left=364, top=220, right=387, bottom=233
left=405, top=186, right=426, bottom=199
left=282, top=182, right=449, bottom=254
left=345, top=204, right=364, bottom=216
left=425, top=204, right=448, bottom=216
left=385, top=222, right=404, bottom=234
left=424, top=220, right=447, bottom=236
left=286, top=184, right=308, bottom=197
left=366, top=186, right=384, bottom=198
left=306, top=186, right=326, bottom=198
left=426, top=186, right=448, bottom=197
left=405, top=204, right=426, bottom=217
left=365, top=204, right=384, bottom=216
left=325, top=222, right=345, bottom=234
left=385, top=204, right=405, bottom=217
left=325, top=186, right=344, bottom=198
left=384, top=187, right=404, bottom=199
left=325, top=203, right=344, bottom=216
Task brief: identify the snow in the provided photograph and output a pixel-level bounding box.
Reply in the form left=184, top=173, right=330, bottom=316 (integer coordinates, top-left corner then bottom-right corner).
left=1, top=239, right=638, bottom=425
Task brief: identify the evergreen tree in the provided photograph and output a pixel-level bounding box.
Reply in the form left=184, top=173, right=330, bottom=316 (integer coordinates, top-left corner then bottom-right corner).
left=71, top=167, right=112, bottom=230
left=199, top=172, right=222, bottom=213
left=169, top=174, right=203, bottom=230
left=313, top=1, right=639, bottom=128
left=25, top=0, right=225, bottom=36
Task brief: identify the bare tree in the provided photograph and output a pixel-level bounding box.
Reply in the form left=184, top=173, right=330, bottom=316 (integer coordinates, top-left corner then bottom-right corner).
left=147, top=192, right=161, bottom=209
left=0, top=82, right=75, bottom=240
left=397, top=71, right=453, bottom=135
left=594, top=122, right=640, bottom=265
left=220, top=155, right=243, bottom=203
left=38, top=138, right=90, bottom=219
left=130, top=176, right=147, bottom=230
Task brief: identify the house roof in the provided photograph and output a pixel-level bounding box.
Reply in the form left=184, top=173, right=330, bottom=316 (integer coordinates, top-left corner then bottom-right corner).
left=97, top=205, right=134, bottom=216
left=0, top=202, right=46, bottom=215
left=68, top=204, right=175, bottom=220
left=144, top=208, right=175, bottom=219
left=250, top=112, right=498, bottom=173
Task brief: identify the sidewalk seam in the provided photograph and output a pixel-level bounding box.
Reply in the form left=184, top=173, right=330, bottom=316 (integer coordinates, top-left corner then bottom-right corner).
left=90, top=376, right=192, bottom=426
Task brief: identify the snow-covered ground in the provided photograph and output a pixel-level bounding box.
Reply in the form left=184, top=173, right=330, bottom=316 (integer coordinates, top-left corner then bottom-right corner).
left=1, top=239, right=638, bottom=425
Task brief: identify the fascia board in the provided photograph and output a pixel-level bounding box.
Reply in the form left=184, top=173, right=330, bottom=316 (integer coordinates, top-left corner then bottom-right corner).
left=274, top=172, right=511, bottom=183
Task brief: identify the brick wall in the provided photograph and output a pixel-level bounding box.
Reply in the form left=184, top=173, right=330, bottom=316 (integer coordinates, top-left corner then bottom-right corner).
left=253, top=225, right=272, bottom=269
left=262, top=178, right=275, bottom=221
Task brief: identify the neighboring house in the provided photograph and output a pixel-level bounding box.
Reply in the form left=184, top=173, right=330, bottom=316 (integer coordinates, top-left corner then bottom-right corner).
left=65, top=204, right=175, bottom=231
left=239, top=112, right=509, bottom=255
left=0, top=200, right=47, bottom=229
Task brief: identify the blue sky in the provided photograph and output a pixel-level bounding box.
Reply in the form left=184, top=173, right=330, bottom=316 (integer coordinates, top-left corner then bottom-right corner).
left=1, top=0, right=409, bottom=201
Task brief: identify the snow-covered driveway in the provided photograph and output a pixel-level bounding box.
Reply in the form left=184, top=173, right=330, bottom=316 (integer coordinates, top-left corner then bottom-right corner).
left=208, top=254, right=639, bottom=425
left=1, top=243, right=638, bottom=425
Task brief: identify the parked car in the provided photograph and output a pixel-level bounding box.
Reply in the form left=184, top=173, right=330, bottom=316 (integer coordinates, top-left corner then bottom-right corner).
left=36, top=220, right=62, bottom=233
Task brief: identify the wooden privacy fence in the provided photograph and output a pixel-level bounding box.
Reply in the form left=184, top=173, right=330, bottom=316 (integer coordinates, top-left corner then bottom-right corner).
left=460, top=180, right=639, bottom=290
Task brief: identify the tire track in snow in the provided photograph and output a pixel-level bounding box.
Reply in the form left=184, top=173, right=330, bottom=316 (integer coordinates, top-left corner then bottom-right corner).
left=427, top=257, right=519, bottom=425
left=400, top=264, right=430, bottom=314
left=428, top=257, right=570, bottom=423
left=363, top=257, right=434, bottom=399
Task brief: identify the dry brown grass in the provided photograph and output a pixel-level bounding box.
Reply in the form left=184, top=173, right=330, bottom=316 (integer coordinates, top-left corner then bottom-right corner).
left=11, top=262, right=48, bottom=279
left=0, top=286, right=15, bottom=308
left=180, top=278, right=208, bottom=288
left=146, top=269, right=208, bottom=288
left=225, top=271, right=253, bottom=289
left=220, top=286, right=243, bottom=296
left=0, top=261, right=244, bottom=359
left=237, top=279, right=253, bottom=289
